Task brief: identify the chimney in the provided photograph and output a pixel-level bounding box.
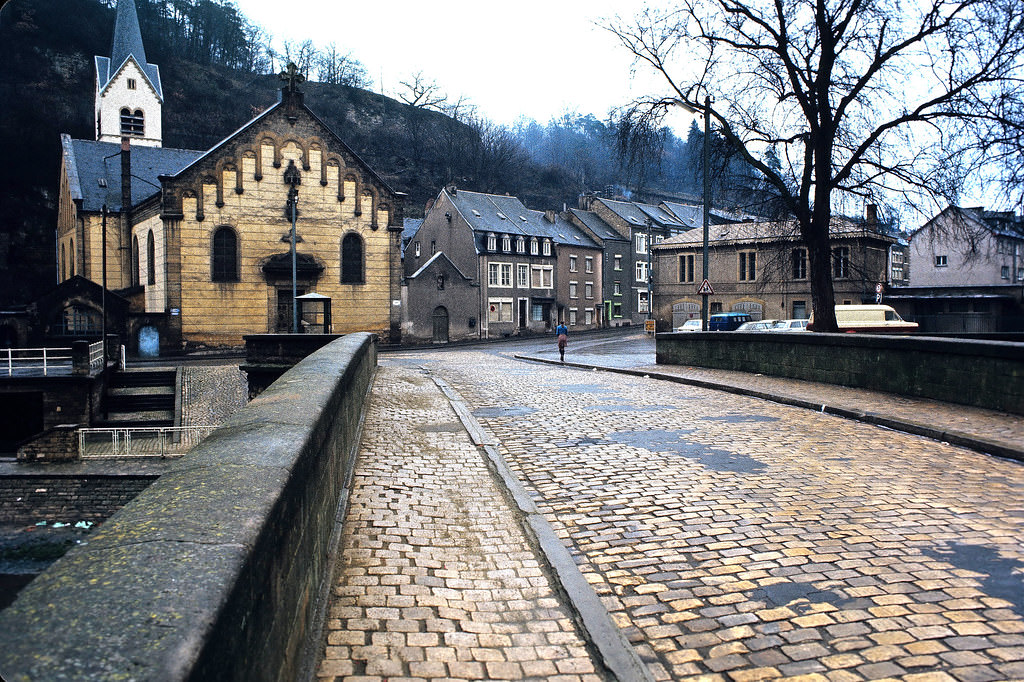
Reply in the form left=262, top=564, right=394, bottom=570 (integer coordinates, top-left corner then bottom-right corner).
left=447, top=184, right=457, bottom=196
left=866, top=203, right=878, bottom=228
left=121, top=137, right=132, bottom=213
left=544, top=209, right=557, bottom=224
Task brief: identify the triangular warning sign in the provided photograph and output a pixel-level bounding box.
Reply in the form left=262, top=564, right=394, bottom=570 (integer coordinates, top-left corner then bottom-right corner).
left=697, top=279, right=715, bottom=295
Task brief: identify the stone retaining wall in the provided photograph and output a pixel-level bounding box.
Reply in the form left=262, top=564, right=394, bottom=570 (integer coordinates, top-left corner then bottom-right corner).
left=0, top=333, right=377, bottom=682
left=656, top=332, right=1023, bottom=414
left=0, top=473, right=156, bottom=524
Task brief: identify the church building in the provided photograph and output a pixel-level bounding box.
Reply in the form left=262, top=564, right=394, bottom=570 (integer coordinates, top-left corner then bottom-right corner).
left=55, top=0, right=404, bottom=352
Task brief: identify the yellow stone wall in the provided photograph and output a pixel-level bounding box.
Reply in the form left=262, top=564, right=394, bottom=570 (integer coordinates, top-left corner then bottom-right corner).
left=160, top=131, right=399, bottom=347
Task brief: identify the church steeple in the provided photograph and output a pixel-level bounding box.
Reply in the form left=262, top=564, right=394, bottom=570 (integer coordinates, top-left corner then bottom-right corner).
left=95, top=0, right=163, bottom=147
left=109, top=0, right=149, bottom=75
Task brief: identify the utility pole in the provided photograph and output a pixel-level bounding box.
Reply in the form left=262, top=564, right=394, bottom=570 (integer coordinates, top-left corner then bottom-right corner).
left=284, top=161, right=301, bottom=334
left=701, top=95, right=712, bottom=332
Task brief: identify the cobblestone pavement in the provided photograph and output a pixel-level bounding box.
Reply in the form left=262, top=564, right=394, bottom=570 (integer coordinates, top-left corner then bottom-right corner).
left=316, top=364, right=606, bottom=682
left=393, top=348, right=1024, bottom=681
left=179, top=363, right=248, bottom=427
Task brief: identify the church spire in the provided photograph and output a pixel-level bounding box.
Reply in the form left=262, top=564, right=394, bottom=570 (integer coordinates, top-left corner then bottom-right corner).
left=110, top=0, right=148, bottom=74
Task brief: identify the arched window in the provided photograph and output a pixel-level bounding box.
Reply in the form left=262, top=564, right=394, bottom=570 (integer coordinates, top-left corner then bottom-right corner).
left=341, top=233, right=364, bottom=283
left=120, top=108, right=144, bottom=136
left=60, top=243, right=66, bottom=281
left=211, top=227, right=239, bottom=282
left=131, top=236, right=140, bottom=286
left=146, top=230, right=155, bottom=285
left=69, top=239, right=75, bottom=276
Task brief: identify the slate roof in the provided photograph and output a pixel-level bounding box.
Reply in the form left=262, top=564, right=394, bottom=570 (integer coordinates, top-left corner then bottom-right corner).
left=61, top=134, right=205, bottom=212
left=401, top=218, right=424, bottom=258
left=96, top=0, right=162, bottom=99
left=659, top=217, right=891, bottom=247
left=447, top=190, right=600, bottom=251
left=408, top=251, right=472, bottom=281
left=569, top=209, right=627, bottom=242
left=660, top=201, right=746, bottom=229
left=599, top=198, right=686, bottom=230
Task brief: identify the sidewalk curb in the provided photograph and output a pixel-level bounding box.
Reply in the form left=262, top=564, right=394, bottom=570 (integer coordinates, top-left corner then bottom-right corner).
left=429, top=373, right=656, bottom=682
left=513, top=355, right=1023, bottom=463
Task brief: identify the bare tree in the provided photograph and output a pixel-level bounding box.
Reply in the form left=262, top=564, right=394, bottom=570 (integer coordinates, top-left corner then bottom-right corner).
left=282, top=39, right=317, bottom=79
left=397, top=71, right=448, bottom=110
left=315, top=43, right=371, bottom=87
left=607, top=0, right=1024, bottom=331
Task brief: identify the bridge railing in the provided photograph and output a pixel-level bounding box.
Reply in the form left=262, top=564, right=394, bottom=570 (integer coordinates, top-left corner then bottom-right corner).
left=79, top=425, right=219, bottom=459
left=1, top=346, right=74, bottom=376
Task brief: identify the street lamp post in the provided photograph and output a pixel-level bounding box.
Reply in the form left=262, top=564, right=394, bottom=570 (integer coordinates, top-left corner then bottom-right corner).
left=284, top=160, right=301, bottom=334
left=646, top=218, right=653, bottom=325
left=700, top=95, right=711, bottom=332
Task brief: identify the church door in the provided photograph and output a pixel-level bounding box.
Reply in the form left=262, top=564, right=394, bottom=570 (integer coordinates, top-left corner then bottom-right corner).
left=276, top=288, right=305, bottom=332
left=431, top=306, right=449, bottom=343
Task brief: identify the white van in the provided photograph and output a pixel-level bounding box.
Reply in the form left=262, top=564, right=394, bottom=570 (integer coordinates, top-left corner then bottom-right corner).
left=809, top=304, right=918, bottom=332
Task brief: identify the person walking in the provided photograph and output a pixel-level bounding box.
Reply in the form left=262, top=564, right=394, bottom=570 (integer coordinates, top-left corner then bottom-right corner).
left=555, top=321, right=568, bottom=363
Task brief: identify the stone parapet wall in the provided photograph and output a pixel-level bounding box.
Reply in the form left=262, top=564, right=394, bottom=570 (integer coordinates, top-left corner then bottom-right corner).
left=656, top=332, right=1023, bottom=414
left=0, top=332, right=377, bottom=682
left=16, top=424, right=79, bottom=462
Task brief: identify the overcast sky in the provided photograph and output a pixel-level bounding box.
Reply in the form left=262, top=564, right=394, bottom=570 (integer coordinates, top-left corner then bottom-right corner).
left=240, top=0, right=673, bottom=128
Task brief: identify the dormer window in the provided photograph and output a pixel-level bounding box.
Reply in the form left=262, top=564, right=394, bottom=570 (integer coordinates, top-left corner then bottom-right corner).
left=127, top=78, right=137, bottom=90
left=120, top=107, right=144, bottom=136
left=487, top=232, right=497, bottom=251
left=502, top=234, right=511, bottom=252
left=530, top=238, right=539, bottom=255
left=542, top=239, right=552, bottom=256
left=516, top=236, right=525, bottom=253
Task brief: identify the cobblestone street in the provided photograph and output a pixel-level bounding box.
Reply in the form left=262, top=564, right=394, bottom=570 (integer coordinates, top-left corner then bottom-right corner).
left=356, top=347, right=1024, bottom=681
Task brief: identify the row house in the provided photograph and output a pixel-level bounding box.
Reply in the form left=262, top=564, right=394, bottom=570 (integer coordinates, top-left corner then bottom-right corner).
left=652, top=211, right=896, bottom=329
left=576, top=195, right=689, bottom=326
left=402, top=188, right=602, bottom=343
left=888, top=206, right=1024, bottom=332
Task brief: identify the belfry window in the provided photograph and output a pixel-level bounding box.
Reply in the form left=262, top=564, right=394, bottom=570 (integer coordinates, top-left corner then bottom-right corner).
left=120, top=108, right=144, bottom=137
left=146, top=230, right=156, bottom=285
left=212, top=227, right=239, bottom=282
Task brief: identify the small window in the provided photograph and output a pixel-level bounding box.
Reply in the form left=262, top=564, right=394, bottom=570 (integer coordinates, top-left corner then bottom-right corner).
left=636, top=260, right=648, bottom=283
left=585, top=282, right=593, bottom=299
left=1002, top=265, right=1010, bottom=280
left=613, top=280, right=621, bottom=296
left=935, top=255, right=947, bottom=267
left=542, top=239, right=551, bottom=256
left=679, top=254, right=694, bottom=283
left=414, top=241, right=420, bottom=258
left=487, top=233, right=497, bottom=251
left=341, top=233, right=364, bottom=283
left=585, top=257, right=594, bottom=273
left=132, top=236, right=140, bottom=286
left=502, top=234, right=511, bottom=252
left=147, top=230, right=156, bottom=285
left=211, top=227, right=239, bottom=282
left=569, top=255, right=578, bottom=272
left=739, top=251, right=756, bottom=281
left=638, top=290, right=650, bottom=313
left=614, top=254, right=622, bottom=271
left=569, top=282, right=578, bottom=299
left=832, top=247, right=849, bottom=278
left=636, top=233, right=648, bottom=254
left=530, top=238, right=539, bottom=255
left=127, top=78, right=137, bottom=90
left=516, top=236, right=525, bottom=253
left=569, top=308, right=577, bottom=326
left=431, top=240, right=436, bottom=255
left=792, top=248, right=807, bottom=280
left=517, top=263, right=529, bottom=287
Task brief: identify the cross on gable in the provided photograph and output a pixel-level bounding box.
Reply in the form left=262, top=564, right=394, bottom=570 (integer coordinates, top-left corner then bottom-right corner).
left=279, top=62, right=305, bottom=93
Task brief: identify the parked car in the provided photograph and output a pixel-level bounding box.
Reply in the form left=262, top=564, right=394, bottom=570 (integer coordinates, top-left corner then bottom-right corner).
left=736, top=319, right=777, bottom=331
left=768, top=319, right=809, bottom=332
left=708, top=312, right=753, bottom=331
left=808, top=305, right=918, bottom=332
left=674, top=319, right=703, bottom=332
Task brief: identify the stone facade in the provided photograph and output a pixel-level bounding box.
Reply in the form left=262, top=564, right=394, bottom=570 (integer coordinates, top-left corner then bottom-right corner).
left=653, top=216, right=895, bottom=328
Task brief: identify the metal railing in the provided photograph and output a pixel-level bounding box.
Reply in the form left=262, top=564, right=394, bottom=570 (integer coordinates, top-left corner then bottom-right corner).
left=79, top=425, right=219, bottom=459
left=2, top=347, right=73, bottom=377
left=88, top=341, right=105, bottom=371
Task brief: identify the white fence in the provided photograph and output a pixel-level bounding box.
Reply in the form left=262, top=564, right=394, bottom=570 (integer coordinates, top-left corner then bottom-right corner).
left=2, top=347, right=73, bottom=377
left=79, top=425, right=219, bottom=459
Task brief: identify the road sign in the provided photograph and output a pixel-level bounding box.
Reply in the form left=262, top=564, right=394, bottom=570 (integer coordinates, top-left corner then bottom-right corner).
left=697, top=279, right=715, bottom=295
left=875, top=283, right=884, bottom=294
left=644, top=320, right=656, bottom=333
